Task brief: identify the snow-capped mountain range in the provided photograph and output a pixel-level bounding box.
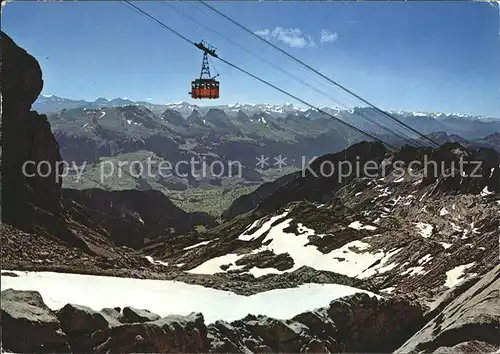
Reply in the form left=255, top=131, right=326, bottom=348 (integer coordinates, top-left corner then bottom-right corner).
left=34, top=95, right=499, bottom=122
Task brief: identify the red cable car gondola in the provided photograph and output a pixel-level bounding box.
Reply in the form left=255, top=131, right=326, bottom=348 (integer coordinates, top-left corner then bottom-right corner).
left=189, top=41, right=220, bottom=100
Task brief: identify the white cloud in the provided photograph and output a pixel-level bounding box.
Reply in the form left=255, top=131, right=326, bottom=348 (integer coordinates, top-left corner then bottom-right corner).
left=320, top=29, right=339, bottom=44
left=255, top=27, right=338, bottom=48
left=254, top=27, right=315, bottom=48
left=254, top=29, right=271, bottom=37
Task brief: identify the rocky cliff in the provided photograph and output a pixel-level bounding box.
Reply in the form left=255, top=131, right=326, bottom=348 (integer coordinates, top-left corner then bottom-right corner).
left=1, top=30, right=76, bottom=245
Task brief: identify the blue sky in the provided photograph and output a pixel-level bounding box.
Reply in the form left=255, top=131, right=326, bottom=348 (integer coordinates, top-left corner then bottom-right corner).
left=3, top=1, right=500, bottom=117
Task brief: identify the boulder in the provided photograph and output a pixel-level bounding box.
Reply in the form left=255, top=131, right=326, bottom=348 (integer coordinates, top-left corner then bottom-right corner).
left=122, top=306, right=161, bottom=323
left=0, top=289, right=70, bottom=353
left=326, top=293, right=427, bottom=352
left=91, top=312, right=208, bottom=352
left=56, top=304, right=110, bottom=335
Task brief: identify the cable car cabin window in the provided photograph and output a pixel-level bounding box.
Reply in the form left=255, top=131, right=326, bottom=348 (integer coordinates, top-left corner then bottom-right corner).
left=191, top=79, right=219, bottom=99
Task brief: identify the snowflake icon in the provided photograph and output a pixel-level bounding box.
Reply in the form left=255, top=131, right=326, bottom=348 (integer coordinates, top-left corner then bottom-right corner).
left=256, top=155, right=269, bottom=169
left=273, top=155, right=287, bottom=169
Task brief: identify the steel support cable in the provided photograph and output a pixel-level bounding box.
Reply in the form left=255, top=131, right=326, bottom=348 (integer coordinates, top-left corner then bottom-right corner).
left=196, top=0, right=440, bottom=148
left=121, top=0, right=399, bottom=151
left=123, top=0, right=413, bottom=148
left=188, top=2, right=423, bottom=149
left=161, top=1, right=417, bottom=146
left=216, top=56, right=399, bottom=151
left=125, top=0, right=412, bottom=147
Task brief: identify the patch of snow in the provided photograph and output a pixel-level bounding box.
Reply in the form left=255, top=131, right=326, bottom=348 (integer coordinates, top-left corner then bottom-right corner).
left=401, top=266, right=427, bottom=277
left=403, top=195, right=414, bottom=206
left=417, top=254, right=433, bottom=265
left=388, top=196, right=402, bottom=207
left=186, top=254, right=239, bottom=274
left=239, top=212, right=289, bottom=241
left=393, top=176, right=405, bottom=183
left=439, top=242, right=452, bottom=250
left=470, top=222, right=479, bottom=234
left=439, top=207, right=449, bottom=216
left=144, top=256, right=169, bottom=267
left=355, top=192, right=363, bottom=196
left=357, top=248, right=402, bottom=279
left=445, top=262, right=475, bottom=288
left=480, top=186, right=494, bottom=197
left=381, top=287, right=395, bottom=294
left=412, top=179, right=422, bottom=186
left=377, top=187, right=392, bottom=198
left=414, top=222, right=433, bottom=238
left=450, top=222, right=462, bottom=232
left=190, top=218, right=388, bottom=278
left=0, top=271, right=380, bottom=325
left=183, top=240, right=212, bottom=251
left=348, top=221, right=377, bottom=231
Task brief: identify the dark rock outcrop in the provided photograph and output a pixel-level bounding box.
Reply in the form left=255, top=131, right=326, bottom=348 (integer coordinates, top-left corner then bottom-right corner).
left=1, top=31, right=66, bottom=232
left=208, top=293, right=427, bottom=353
left=0, top=289, right=208, bottom=353
left=395, top=142, right=500, bottom=195
left=0, top=289, right=71, bottom=353
left=234, top=249, right=295, bottom=271
left=57, top=304, right=110, bottom=336
left=121, top=306, right=161, bottom=323
left=91, top=313, right=208, bottom=353
left=5, top=283, right=497, bottom=354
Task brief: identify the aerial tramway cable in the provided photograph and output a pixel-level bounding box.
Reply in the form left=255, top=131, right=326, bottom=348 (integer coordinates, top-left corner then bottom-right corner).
left=196, top=0, right=440, bottom=148
left=161, top=1, right=419, bottom=147
left=120, top=0, right=399, bottom=151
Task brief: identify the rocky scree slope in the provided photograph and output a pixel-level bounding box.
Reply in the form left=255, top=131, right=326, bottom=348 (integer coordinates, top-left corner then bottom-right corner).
left=151, top=141, right=500, bottom=300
